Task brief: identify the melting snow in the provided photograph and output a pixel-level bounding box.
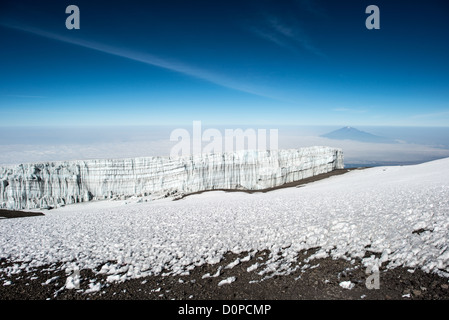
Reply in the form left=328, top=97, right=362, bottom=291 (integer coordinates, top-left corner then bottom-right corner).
left=218, top=277, right=236, bottom=286
left=339, top=281, right=355, bottom=290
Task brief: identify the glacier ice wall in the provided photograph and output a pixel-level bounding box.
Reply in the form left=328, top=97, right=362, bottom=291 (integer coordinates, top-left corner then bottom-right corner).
left=0, top=147, right=343, bottom=210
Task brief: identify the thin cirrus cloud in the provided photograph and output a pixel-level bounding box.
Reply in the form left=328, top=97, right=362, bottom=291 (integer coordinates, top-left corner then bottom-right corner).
left=410, top=110, right=449, bottom=120
left=4, top=94, right=46, bottom=98
left=294, top=0, right=327, bottom=17
left=1, top=21, right=285, bottom=102
left=249, top=15, right=326, bottom=58
left=332, top=107, right=367, bottom=114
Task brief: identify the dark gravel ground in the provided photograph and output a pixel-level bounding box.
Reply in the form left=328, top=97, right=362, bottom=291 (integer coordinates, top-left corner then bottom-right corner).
left=0, top=209, right=44, bottom=219
left=1, top=248, right=448, bottom=301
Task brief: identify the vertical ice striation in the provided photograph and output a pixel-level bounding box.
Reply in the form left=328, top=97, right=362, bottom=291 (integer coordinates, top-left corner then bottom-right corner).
left=0, top=147, right=343, bottom=210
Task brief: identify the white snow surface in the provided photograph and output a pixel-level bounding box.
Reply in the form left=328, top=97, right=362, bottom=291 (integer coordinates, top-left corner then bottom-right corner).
left=0, top=147, right=343, bottom=210
left=1, top=157, right=449, bottom=288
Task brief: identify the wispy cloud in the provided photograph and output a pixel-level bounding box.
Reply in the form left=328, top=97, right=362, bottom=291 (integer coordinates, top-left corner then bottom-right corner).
left=4, top=94, right=46, bottom=98
left=249, top=25, right=294, bottom=51
left=249, top=15, right=325, bottom=58
left=410, top=110, right=449, bottom=119
left=1, top=21, right=284, bottom=102
left=332, top=107, right=367, bottom=114
left=294, top=0, right=327, bottom=17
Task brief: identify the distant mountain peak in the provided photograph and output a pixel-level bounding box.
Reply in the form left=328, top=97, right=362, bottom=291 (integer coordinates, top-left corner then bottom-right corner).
left=341, top=126, right=360, bottom=131
left=321, top=127, right=395, bottom=143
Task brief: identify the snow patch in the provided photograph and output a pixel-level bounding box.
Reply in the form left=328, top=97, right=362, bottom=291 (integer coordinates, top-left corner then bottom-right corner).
left=218, top=277, right=236, bottom=286
left=339, top=281, right=355, bottom=290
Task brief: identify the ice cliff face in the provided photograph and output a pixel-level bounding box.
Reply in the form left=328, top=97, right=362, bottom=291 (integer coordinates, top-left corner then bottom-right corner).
left=0, top=147, right=343, bottom=210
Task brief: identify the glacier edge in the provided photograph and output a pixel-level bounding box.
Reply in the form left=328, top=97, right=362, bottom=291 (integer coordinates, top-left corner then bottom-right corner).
left=0, top=147, right=343, bottom=210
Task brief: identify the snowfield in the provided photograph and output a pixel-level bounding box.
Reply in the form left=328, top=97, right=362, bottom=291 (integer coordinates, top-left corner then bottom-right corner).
left=1, top=158, right=449, bottom=292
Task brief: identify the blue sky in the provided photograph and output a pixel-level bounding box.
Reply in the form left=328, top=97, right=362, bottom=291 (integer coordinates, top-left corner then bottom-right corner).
left=1, top=0, right=448, bottom=127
